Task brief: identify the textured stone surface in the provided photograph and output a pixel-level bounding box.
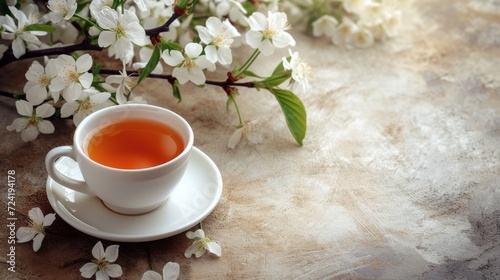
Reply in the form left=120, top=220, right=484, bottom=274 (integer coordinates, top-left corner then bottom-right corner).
left=1, top=0, right=500, bottom=279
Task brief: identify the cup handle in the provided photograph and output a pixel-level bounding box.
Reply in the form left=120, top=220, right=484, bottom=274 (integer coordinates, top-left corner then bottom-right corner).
left=45, top=146, right=94, bottom=196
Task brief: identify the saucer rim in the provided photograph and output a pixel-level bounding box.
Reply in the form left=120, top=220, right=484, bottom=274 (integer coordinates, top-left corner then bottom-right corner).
left=45, top=147, right=223, bottom=242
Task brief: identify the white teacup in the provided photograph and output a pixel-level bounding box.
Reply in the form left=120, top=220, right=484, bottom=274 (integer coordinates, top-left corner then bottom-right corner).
left=45, top=104, right=194, bottom=215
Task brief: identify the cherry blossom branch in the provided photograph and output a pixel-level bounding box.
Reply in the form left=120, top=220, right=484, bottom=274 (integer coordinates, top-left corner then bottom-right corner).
left=98, top=69, right=255, bottom=91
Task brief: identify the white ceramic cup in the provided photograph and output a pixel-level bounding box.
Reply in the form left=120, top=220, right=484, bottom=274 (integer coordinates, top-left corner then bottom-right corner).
left=45, top=104, right=194, bottom=215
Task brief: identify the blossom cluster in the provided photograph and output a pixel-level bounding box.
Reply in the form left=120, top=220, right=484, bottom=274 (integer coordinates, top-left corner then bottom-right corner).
left=1, top=0, right=312, bottom=147
left=1, top=0, right=407, bottom=146
left=287, top=0, right=409, bottom=49
left=17, top=207, right=220, bottom=280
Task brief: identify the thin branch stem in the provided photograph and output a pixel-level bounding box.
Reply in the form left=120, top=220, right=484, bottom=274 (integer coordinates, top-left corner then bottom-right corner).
left=235, top=49, right=261, bottom=77
left=145, top=13, right=181, bottom=36
left=0, top=40, right=103, bottom=68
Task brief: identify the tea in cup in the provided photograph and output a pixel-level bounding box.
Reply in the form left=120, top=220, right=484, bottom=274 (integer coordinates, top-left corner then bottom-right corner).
left=45, top=104, right=194, bottom=215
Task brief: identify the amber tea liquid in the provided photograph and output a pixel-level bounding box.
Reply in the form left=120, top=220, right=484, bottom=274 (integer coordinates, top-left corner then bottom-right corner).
left=87, top=118, right=184, bottom=169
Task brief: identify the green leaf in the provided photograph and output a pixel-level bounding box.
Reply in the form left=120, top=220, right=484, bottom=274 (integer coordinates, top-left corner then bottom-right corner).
left=24, top=24, right=56, bottom=33
left=172, top=80, right=182, bottom=103
left=238, top=70, right=263, bottom=79
left=271, top=60, right=286, bottom=77
left=271, top=88, right=307, bottom=145
left=136, top=45, right=161, bottom=86
left=258, top=73, right=291, bottom=88
left=161, top=38, right=183, bottom=52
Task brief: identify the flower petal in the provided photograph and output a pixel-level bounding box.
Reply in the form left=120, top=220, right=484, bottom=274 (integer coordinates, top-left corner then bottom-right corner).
left=49, top=76, right=66, bottom=92
left=60, top=101, right=79, bottom=118
left=96, top=270, right=109, bottom=280
left=98, top=31, right=115, bottom=48
left=95, top=7, right=117, bottom=29
left=114, top=37, right=134, bottom=63
left=79, top=73, right=94, bottom=89
left=163, top=262, right=180, bottom=280
left=245, top=31, right=263, bottom=50
left=196, top=26, right=212, bottom=44
left=184, top=43, right=203, bottom=59
left=28, top=207, right=44, bottom=224
left=105, top=264, right=123, bottom=277
left=16, top=227, right=36, bottom=243
left=80, top=263, right=98, bottom=278
left=184, top=243, right=201, bottom=258
left=90, top=92, right=111, bottom=104
left=162, top=50, right=184, bottom=66
left=43, top=213, right=56, bottom=226
left=12, top=37, right=26, bottom=58
left=76, top=54, right=93, bottom=73
left=206, top=241, right=222, bottom=257
left=104, top=244, right=119, bottom=262
left=32, top=233, right=45, bottom=252
left=172, top=67, right=189, bottom=85
left=37, top=120, right=55, bottom=134
left=35, top=103, right=56, bottom=118
left=6, top=118, right=28, bottom=132
left=187, top=229, right=205, bottom=239
left=258, top=39, right=275, bottom=56
left=272, top=32, right=296, bottom=48
left=21, top=125, right=39, bottom=142
left=194, top=247, right=206, bottom=258
left=15, top=100, right=33, bottom=117
left=141, top=271, right=162, bottom=280
left=248, top=12, right=267, bottom=31
left=62, top=83, right=83, bottom=101
left=92, top=241, right=105, bottom=260
left=26, top=85, right=48, bottom=106
left=25, top=61, right=44, bottom=81
left=188, top=67, right=206, bottom=85
left=228, top=127, right=243, bottom=149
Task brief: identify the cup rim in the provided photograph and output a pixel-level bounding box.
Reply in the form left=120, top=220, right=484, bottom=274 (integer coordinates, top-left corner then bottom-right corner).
left=73, top=104, right=194, bottom=172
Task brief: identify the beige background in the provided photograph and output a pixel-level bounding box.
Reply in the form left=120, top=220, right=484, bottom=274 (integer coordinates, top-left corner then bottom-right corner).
left=1, top=0, right=500, bottom=279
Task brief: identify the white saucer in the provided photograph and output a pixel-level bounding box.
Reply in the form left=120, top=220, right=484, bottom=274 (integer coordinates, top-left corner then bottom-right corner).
left=46, top=147, right=223, bottom=242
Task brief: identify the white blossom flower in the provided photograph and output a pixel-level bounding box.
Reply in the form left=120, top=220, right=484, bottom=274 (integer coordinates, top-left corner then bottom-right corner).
left=195, top=17, right=240, bottom=65
left=343, top=0, right=368, bottom=14
left=382, top=9, right=402, bottom=37
left=214, top=0, right=248, bottom=26
left=184, top=229, right=221, bottom=258
left=94, top=7, right=148, bottom=63
left=162, top=43, right=215, bottom=85
left=228, top=120, right=263, bottom=149
left=138, top=0, right=175, bottom=29
left=60, top=88, right=112, bottom=126
left=16, top=207, right=56, bottom=252
left=6, top=100, right=55, bottom=142
left=351, top=26, right=375, bottom=48
left=312, top=15, right=339, bottom=37
left=47, top=0, right=78, bottom=23
left=245, top=11, right=296, bottom=56
left=134, top=0, right=149, bottom=13
left=105, top=64, right=137, bottom=104
left=1, top=5, right=46, bottom=58
left=24, top=58, right=60, bottom=105
left=89, top=0, right=114, bottom=19
left=51, top=54, right=94, bottom=102
left=331, top=17, right=357, bottom=47
left=141, top=262, right=180, bottom=280
left=282, top=49, right=311, bottom=92
left=80, top=241, right=123, bottom=280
